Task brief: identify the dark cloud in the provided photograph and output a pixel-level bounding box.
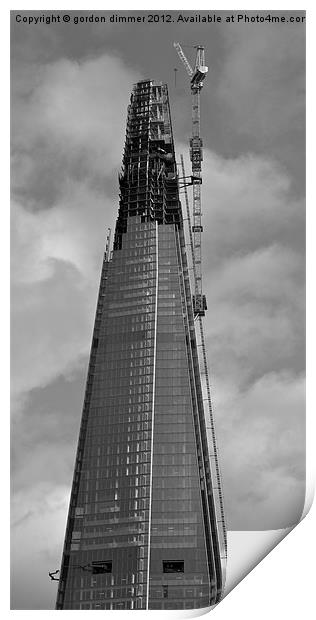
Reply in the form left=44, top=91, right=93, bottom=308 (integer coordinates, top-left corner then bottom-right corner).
left=214, top=19, right=305, bottom=192
left=199, top=150, right=304, bottom=265
left=11, top=370, right=86, bottom=486
left=215, top=372, right=305, bottom=529
left=218, top=22, right=305, bottom=138
left=11, top=372, right=87, bottom=609
left=12, top=54, right=141, bottom=211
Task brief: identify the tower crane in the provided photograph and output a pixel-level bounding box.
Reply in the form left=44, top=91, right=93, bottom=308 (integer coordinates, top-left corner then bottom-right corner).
left=175, top=42, right=228, bottom=570
left=174, top=42, right=208, bottom=317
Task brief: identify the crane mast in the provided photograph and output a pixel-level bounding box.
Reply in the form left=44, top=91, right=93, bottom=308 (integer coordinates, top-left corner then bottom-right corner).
left=174, top=42, right=208, bottom=317
left=175, top=42, right=228, bottom=582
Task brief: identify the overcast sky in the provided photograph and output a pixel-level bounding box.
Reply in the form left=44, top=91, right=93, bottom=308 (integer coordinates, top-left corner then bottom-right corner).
left=11, top=9, right=305, bottom=609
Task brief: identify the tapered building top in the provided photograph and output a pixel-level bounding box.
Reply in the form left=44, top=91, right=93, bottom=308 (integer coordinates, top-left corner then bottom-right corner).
left=56, top=80, right=226, bottom=611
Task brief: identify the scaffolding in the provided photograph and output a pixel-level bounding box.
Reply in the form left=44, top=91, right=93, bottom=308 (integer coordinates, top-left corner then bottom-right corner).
left=114, top=81, right=182, bottom=251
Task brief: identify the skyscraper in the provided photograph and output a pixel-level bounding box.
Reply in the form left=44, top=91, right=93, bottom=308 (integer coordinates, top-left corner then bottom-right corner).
left=56, top=80, right=226, bottom=611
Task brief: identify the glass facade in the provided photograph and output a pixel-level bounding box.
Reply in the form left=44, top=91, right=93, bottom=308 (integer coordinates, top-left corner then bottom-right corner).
left=56, top=81, right=226, bottom=611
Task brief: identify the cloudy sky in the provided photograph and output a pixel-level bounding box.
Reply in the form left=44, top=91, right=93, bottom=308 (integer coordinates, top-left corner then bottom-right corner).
left=11, top=9, right=305, bottom=609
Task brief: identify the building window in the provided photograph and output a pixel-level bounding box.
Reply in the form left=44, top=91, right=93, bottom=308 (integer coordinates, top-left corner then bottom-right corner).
left=91, top=561, right=112, bottom=574
left=162, top=561, right=184, bottom=573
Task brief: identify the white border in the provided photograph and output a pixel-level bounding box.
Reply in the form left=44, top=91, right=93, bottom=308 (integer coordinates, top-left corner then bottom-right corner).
left=7, top=2, right=312, bottom=619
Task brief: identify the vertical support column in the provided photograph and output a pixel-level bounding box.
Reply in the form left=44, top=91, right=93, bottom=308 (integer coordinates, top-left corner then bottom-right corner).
left=146, top=220, right=159, bottom=609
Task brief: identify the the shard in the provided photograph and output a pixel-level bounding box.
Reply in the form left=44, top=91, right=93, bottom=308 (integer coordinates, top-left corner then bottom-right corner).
left=56, top=80, right=226, bottom=610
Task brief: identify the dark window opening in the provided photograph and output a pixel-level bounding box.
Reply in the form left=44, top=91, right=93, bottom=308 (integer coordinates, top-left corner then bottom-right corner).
left=92, top=338, right=99, bottom=349
left=163, top=585, right=168, bottom=598
left=91, top=561, right=112, bottom=574
left=163, top=561, right=184, bottom=573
